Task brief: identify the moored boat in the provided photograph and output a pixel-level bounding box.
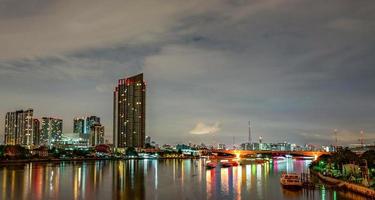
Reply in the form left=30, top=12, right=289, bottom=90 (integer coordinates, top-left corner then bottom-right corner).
left=280, top=172, right=303, bottom=189
left=272, top=156, right=285, bottom=160
left=206, top=161, right=217, bottom=169
left=294, top=156, right=314, bottom=160
left=230, top=160, right=239, bottom=166
left=220, top=160, right=233, bottom=168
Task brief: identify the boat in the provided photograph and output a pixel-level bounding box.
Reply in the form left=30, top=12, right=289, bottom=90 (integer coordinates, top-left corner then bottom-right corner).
left=294, top=156, right=314, bottom=160
left=280, top=172, right=303, bottom=189
left=285, top=155, right=293, bottom=159
left=230, top=160, right=239, bottom=166
left=255, top=159, right=268, bottom=164
left=206, top=161, right=217, bottom=169
left=272, top=156, right=285, bottom=160
left=220, top=160, right=233, bottom=168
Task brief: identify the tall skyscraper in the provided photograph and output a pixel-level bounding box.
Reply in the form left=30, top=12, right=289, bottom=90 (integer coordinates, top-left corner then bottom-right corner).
left=32, top=119, right=41, bottom=146
left=4, top=109, right=34, bottom=145
left=74, top=116, right=100, bottom=140
left=73, top=117, right=85, bottom=136
left=114, top=73, right=146, bottom=148
left=41, top=117, right=63, bottom=146
left=89, top=123, right=105, bottom=146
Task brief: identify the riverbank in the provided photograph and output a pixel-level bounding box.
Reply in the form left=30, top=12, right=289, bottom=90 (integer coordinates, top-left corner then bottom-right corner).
left=0, top=156, right=201, bottom=164
left=0, top=157, right=115, bottom=164
left=311, top=170, right=375, bottom=199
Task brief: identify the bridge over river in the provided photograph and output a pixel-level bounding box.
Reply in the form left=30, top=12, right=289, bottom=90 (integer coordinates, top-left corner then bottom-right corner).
left=212, top=150, right=331, bottom=159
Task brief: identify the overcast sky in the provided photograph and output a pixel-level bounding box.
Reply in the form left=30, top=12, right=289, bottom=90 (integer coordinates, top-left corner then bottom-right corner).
left=1, top=0, right=374, bottom=146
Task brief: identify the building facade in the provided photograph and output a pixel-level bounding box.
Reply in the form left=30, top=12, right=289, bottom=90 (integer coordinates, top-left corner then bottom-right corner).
left=89, top=123, right=105, bottom=146
left=4, top=109, right=34, bottom=145
left=32, top=119, right=41, bottom=146
left=73, top=117, right=85, bottom=137
left=41, top=117, right=63, bottom=146
left=74, top=116, right=100, bottom=141
left=114, top=73, right=146, bottom=148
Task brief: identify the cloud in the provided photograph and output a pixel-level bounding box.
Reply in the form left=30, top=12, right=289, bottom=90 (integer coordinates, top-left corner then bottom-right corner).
left=0, top=0, right=225, bottom=60
left=1, top=0, right=375, bottom=145
left=190, top=122, right=221, bottom=135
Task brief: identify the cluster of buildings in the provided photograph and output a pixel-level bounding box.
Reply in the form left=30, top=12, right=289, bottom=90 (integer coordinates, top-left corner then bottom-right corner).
left=4, top=109, right=63, bottom=147
left=3, top=109, right=105, bottom=148
left=238, top=140, right=335, bottom=152
left=3, top=73, right=147, bottom=150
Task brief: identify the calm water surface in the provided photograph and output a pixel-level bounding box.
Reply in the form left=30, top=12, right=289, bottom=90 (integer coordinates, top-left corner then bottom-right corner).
left=0, top=159, right=366, bottom=200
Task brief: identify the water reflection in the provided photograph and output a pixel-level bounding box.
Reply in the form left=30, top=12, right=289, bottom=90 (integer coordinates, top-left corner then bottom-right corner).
left=0, top=159, right=369, bottom=200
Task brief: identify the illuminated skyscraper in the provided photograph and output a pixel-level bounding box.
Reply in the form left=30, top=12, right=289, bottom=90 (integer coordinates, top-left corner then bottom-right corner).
left=73, top=117, right=85, bottom=136
left=74, top=116, right=100, bottom=140
left=89, top=123, right=105, bottom=146
left=4, top=109, right=34, bottom=145
left=114, top=73, right=146, bottom=148
left=41, top=117, right=63, bottom=146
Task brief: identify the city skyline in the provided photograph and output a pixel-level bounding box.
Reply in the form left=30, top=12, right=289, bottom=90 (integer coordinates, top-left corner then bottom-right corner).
left=1, top=0, right=375, bottom=145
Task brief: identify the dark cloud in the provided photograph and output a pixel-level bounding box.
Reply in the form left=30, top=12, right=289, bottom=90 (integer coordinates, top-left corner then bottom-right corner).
left=0, top=0, right=375, bottom=145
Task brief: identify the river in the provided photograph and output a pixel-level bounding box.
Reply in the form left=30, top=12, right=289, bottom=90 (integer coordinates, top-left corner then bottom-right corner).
left=0, top=159, right=367, bottom=200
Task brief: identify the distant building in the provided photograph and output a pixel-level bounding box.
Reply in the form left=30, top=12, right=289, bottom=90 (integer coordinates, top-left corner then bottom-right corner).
left=74, top=116, right=100, bottom=141
left=218, top=144, right=226, bottom=150
left=73, top=117, right=85, bottom=137
left=54, top=133, right=88, bottom=149
left=89, top=123, right=104, bottom=146
left=41, top=117, right=63, bottom=146
left=32, top=119, right=41, bottom=146
left=4, top=109, right=34, bottom=145
left=113, top=73, right=146, bottom=148
left=252, top=143, right=260, bottom=150
left=145, top=136, right=151, bottom=146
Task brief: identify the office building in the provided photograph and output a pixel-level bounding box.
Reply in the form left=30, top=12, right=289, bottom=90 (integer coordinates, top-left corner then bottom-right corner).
left=4, top=109, right=34, bottom=145
left=32, top=119, right=41, bottom=146
left=89, top=123, right=105, bottom=146
left=41, top=117, right=63, bottom=146
left=85, top=116, right=100, bottom=138
left=73, top=116, right=100, bottom=140
left=114, top=73, right=146, bottom=148
left=73, top=117, right=85, bottom=136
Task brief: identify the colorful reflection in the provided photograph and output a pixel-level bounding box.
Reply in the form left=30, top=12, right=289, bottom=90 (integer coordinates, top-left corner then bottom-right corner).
left=0, top=159, right=369, bottom=200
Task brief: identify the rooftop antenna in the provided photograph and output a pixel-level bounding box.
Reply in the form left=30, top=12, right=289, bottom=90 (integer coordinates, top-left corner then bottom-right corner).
left=334, top=129, right=338, bottom=148
left=360, top=130, right=364, bottom=147
left=248, top=121, right=252, bottom=144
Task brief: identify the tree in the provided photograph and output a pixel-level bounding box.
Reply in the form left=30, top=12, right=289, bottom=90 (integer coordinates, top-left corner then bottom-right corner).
left=4, top=145, right=30, bottom=159
left=332, top=148, right=359, bottom=170
left=95, top=144, right=111, bottom=154
left=125, top=147, right=138, bottom=157
left=361, top=150, right=375, bottom=168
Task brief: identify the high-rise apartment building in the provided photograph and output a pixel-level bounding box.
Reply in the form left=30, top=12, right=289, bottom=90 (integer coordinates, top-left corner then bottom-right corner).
left=41, top=117, right=63, bottom=146
left=32, top=119, right=41, bottom=146
left=74, top=116, right=100, bottom=140
left=113, top=73, right=146, bottom=148
left=4, top=109, right=34, bottom=145
left=89, top=123, right=104, bottom=146
left=73, top=117, right=85, bottom=136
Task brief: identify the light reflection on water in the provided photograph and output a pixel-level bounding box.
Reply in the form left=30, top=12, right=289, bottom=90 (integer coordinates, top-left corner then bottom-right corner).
left=0, top=159, right=368, bottom=200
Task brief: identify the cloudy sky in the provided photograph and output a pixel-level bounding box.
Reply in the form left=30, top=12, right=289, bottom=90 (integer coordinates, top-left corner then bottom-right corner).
left=1, top=0, right=375, bottom=146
